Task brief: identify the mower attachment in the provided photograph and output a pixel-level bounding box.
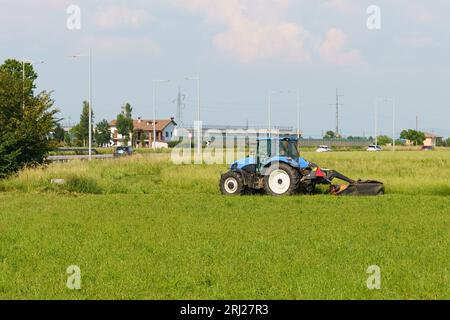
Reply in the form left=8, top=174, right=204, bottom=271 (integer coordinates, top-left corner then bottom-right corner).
left=330, top=180, right=385, bottom=196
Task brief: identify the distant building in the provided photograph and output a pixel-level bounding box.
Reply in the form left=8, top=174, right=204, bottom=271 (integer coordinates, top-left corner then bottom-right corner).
left=180, top=125, right=300, bottom=138
left=423, top=132, right=443, bottom=147
left=109, top=118, right=177, bottom=148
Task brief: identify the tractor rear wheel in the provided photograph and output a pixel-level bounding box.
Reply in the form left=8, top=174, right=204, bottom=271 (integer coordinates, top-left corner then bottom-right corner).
left=220, top=172, right=245, bottom=196
left=264, top=163, right=300, bottom=196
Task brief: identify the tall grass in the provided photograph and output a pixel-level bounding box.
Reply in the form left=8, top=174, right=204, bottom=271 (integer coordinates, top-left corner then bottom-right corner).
left=0, top=151, right=449, bottom=196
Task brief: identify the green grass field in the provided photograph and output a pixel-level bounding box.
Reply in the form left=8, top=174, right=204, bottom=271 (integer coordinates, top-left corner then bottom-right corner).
left=0, top=151, right=449, bottom=299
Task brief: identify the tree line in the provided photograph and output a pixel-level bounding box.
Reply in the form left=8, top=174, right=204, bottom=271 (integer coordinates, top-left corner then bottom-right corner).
left=321, top=129, right=450, bottom=147
left=60, top=102, right=134, bottom=147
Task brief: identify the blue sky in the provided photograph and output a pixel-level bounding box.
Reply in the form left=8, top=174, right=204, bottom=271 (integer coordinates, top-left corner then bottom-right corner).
left=1, top=0, right=449, bottom=137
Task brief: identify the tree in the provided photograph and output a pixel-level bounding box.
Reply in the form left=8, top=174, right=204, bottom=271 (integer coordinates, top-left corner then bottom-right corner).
left=69, top=101, right=93, bottom=147
left=53, top=123, right=66, bottom=143
left=116, top=103, right=133, bottom=145
left=79, top=101, right=93, bottom=146
left=64, top=131, right=73, bottom=146
left=377, top=135, right=393, bottom=146
left=400, top=129, right=425, bottom=146
left=94, top=119, right=111, bottom=147
left=323, top=131, right=336, bottom=139
left=0, top=59, right=38, bottom=98
left=0, top=60, right=59, bottom=178
left=69, top=124, right=83, bottom=147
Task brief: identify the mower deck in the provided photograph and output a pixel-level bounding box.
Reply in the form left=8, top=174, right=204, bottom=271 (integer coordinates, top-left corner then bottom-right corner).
left=331, top=180, right=385, bottom=196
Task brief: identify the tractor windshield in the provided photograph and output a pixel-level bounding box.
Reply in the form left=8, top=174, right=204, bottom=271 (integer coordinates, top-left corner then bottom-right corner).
left=258, top=139, right=299, bottom=158
left=279, top=140, right=299, bottom=158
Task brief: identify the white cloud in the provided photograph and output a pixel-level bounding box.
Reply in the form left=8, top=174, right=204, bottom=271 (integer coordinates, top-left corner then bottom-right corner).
left=212, top=17, right=312, bottom=63
left=170, top=0, right=364, bottom=66
left=319, top=28, right=364, bottom=66
left=170, top=0, right=313, bottom=63
left=94, top=5, right=153, bottom=30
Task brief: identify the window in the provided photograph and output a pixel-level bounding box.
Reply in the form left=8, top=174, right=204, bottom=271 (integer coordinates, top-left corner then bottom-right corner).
left=165, top=132, right=169, bottom=138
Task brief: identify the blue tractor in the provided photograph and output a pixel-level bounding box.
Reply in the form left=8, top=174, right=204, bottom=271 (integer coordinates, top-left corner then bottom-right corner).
left=220, top=137, right=384, bottom=196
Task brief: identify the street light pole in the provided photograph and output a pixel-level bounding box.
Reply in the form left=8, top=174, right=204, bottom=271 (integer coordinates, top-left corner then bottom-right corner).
left=185, top=76, right=201, bottom=156
left=374, top=101, right=378, bottom=147
left=22, top=61, right=25, bottom=109
left=392, top=98, right=396, bottom=152
left=297, top=89, right=301, bottom=139
left=69, top=50, right=93, bottom=160
left=88, top=49, right=92, bottom=161
left=268, top=91, right=272, bottom=138
left=380, top=97, right=396, bottom=152
left=268, top=90, right=290, bottom=138
left=152, top=79, right=170, bottom=148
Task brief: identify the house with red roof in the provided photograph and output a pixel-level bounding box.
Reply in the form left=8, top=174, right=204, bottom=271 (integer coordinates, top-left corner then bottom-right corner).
left=109, top=117, right=177, bottom=148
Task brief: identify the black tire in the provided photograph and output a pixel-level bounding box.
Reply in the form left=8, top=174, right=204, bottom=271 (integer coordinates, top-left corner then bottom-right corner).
left=220, top=172, right=245, bottom=196
left=263, top=163, right=300, bottom=196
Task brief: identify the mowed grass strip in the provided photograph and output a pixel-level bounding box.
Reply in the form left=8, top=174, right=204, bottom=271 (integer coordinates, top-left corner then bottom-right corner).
left=0, top=192, right=449, bottom=300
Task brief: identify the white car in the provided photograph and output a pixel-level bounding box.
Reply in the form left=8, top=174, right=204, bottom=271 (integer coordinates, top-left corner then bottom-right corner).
left=316, top=145, right=332, bottom=153
left=367, top=145, right=382, bottom=152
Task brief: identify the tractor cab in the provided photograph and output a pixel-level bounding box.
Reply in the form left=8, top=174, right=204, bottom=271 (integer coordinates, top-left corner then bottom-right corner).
left=255, top=137, right=308, bottom=173
left=257, top=137, right=299, bottom=160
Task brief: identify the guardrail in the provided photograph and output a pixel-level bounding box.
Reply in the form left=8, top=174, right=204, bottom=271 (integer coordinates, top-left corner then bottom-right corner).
left=55, top=148, right=100, bottom=155
left=47, top=154, right=114, bottom=162
left=298, top=139, right=374, bottom=147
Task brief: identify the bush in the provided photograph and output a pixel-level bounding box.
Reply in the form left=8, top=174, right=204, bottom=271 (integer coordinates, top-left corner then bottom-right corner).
left=64, top=175, right=102, bottom=194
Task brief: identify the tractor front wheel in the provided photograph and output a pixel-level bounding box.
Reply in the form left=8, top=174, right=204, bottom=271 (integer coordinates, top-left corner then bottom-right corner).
left=264, top=163, right=300, bottom=196
left=220, top=172, right=245, bottom=196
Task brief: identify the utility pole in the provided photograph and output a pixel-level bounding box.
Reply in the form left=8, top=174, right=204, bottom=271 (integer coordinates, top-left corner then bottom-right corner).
left=330, top=88, right=344, bottom=137
left=416, top=115, right=419, bottom=131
